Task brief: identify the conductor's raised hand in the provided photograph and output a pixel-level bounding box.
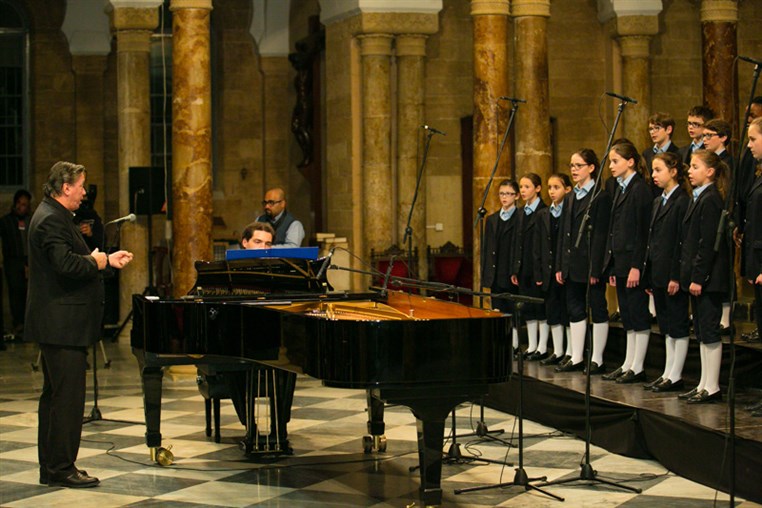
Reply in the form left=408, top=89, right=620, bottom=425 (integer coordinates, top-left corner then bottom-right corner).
left=91, top=247, right=108, bottom=270
left=108, top=250, right=134, bottom=269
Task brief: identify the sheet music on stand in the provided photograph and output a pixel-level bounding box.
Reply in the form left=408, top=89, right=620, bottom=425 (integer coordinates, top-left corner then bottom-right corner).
left=226, top=246, right=319, bottom=261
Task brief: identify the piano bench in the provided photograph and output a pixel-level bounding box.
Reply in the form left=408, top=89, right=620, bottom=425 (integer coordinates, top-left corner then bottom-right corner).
left=196, top=367, right=247, bottom=444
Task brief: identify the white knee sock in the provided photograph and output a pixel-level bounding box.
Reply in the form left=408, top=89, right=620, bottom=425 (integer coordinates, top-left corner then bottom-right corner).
left=630, top=330, right=651, bottom=374
left=526, top=320, right=539, bottom=353
left=721, top=303, right=731, bottom=328
left=696, top=343, right=707, bottom=392
left=704, top=342, right=722, bottom=394
left=537, top=321, right=549, bottom=354
left=649, top=294, right=656, bottom=317
left=621, top=330, right=635, bottom=371
left=570, top=320, right=587, bottom=364
left=662, top=335, right=675, bottom=380
left=668, top=337, right=689, bottom=383
left=591, top=322, right=609, bottom=366
left=512, top=327, right=519, bottom=350
left=551, top=324, right=564, bottom=357
left=565, top=326, right=572, bottom=357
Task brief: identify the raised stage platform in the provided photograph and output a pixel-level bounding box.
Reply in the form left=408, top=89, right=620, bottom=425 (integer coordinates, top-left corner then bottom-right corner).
left=487, top=323, right=762, bottom=504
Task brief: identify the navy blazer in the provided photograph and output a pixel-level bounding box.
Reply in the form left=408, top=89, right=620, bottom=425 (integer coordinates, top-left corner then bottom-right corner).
left=603, top=173, right=653, bottom=278
left=678, top=142, right=703, bottom=166
left=533, top=206, right=561, bottom=288
left=644, top=187, right=690, bottom=288
left=25, top=196, right=105, bottom=347
left=743, top=174, right=762, bottom=280
left=679, top=184, right=730, bottom=293
left=512, top=200, right=547, bottom=278
left=642, top=142, right=681, bottom=181
left=557, top=185, right=612, bottom=283
left=481, top=210, right=518, bottom=289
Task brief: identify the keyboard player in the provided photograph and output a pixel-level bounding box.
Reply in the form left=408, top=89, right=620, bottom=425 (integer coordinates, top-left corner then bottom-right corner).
left=204, top=221, right=297, bottom=454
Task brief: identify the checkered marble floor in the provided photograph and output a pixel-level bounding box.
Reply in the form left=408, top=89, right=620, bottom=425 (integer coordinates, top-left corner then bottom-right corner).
left=0, top=339, right=758, bottom=507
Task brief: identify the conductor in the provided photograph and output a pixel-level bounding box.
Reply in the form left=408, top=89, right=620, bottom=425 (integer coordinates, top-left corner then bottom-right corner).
left=27, top=161, right=133, bottom=488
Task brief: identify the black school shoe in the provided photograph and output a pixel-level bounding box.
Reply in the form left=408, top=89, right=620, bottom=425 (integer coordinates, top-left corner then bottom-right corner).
left=602, top=367, right=623, bottom=381
left=584, top=361, right=605, bottom=375
left=615, top=370, right=646, bottom=384
left=540, top=354, right=563, bottom=366
left=643, top=377, right=664, bottom=390
left=652, top=379, right=684, bottom=392
left=687, top=389, right=722, bottom=404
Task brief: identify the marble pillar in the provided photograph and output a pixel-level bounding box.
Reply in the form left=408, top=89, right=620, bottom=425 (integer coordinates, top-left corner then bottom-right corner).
left=701, top=0, right=738, bottom=130
left=112, top=5, right=157, bottom=320
left=359, top=33, right=394, bottom=255
left=471, top=0, right=510, bottom=294
left=396, top=34, right=427, bottom=278
left=513, top=0, right=551, bottom=186
left=72, top=55, right=107, bottom=218
left=170, top=0, right=214, bottom=297
left=615, top=15, right=658, bottom=150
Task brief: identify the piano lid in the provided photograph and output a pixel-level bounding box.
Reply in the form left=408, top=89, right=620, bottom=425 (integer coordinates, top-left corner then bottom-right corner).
left=192, top=257, right=331, bottom=296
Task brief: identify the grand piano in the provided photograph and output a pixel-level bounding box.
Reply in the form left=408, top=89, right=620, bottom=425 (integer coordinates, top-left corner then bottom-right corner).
left=131, top=255, right=511, bottom=506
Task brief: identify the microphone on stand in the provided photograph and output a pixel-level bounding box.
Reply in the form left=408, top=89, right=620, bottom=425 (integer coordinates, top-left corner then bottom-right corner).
left=105, top=213, right=137, bottom=226
left=605, top=91, right=638, bottom=104
left=316, top=246, right=336, bottom=280
left=422, top=125, right=446, bottom=136
left=498, top=96, right=527, bottom=103
left=739, top=55, right=762, bottom=67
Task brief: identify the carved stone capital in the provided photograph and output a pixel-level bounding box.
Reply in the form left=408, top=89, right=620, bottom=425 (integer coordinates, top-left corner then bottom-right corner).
left=169, top=0, right=213, bottom=11
left=470, top=0, right=510, bottom=17
left=615, top=14, right=659, bottom=37
left=72, top=55, right=108, bottom=75
left=618, top=34, right=651, bottom=58
left=512, top=0, right=550, bottom=18
left=700, top=0, right=738, bottom=23
left=112, top=7, right=159, bottom=32
left=395, top=34, right=428, bottom=57
left=358, top=33, right=394, bottom=56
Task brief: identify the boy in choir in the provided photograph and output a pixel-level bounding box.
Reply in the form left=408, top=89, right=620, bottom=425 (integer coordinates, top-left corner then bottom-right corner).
left=678, top=106, right=715, bottom=166
left=642, top=112, right=680, bottom=185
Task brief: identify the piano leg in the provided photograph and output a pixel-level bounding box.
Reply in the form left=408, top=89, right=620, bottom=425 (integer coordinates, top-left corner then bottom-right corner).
left=378, top=386, right=488, bottom=507
left=141, top=366, right=164, bottom=449
left=364, top=390, right=386, bottom=453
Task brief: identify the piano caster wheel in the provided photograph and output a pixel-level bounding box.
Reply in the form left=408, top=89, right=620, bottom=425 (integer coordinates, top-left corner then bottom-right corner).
left=150, top=445, right=174, bottom=466
left=363, top=435, right=387, bottom=453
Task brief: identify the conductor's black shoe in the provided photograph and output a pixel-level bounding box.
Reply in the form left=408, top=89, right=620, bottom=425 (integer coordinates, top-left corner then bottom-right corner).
left=652, top=379, right=684, bottom=392
left=42, top=467, right=88, bottom=485
left=687, top=389, right=721, bottom=404
left=540, top=354, right=562, bottom=366
left=616, top=370, right=646, bottom=384
left=584, top=361, right=605, bottom=375
left=527, top=351, right=548, bottom=361
left=743, top=400, right=762, bottom=411
left=555, top=361, right=584, bottom=372
left=643, top=377, right=663, bottom=390
left=719, top=326, right=731, bottom=336
left=678, top=388, right=699, bottom=400
left=602, top=367, right=623, bottom=381
left=49, top=470, right=99, bottom=488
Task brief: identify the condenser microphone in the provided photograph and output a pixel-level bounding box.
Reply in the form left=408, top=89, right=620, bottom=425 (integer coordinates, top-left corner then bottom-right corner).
left=605, top=91, right=638, bottom=104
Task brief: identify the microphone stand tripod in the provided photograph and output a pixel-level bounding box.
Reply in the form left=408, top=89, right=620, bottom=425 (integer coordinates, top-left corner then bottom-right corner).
left=539, top=98, right=640, bottom=494
left=455, top=292, right=563, bottom=502
left=84, top=221, right=139, bottom=426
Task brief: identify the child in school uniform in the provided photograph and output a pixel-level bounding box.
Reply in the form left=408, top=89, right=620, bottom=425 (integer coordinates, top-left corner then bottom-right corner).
left=481, top=179, right=521, bottom=350
left=555, top=149, right=613, bottom=372
left=678, top=149, right=730, bottom=404
left=644, top=152, right=691, bottom=392
left=741, top=117, right=762, bottom=414
left=534, top=173, right=573, bottom=365
left=511, top=173, right=548, bottom=358
left=601, top=143, right=654, bottom=384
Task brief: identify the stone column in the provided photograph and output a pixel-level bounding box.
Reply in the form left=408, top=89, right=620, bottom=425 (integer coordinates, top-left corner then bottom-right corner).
left=471, top=0, right=510, bottom=292
left=359, top=33, right=394, bottom=255
left=170, top=0, right=214, bottom=297
left=396, top=34, right=427, bottom=277
left=111, top=1, right=159, bottom=320
left=72, top=55, right=107, bottom=217
left=260, top=57, right=291, bottom=192
left=701, top=0, right=738, bottom=129
left=616, top=16, right=658, bottom=149
left=513, top=0, right=551, bottom=186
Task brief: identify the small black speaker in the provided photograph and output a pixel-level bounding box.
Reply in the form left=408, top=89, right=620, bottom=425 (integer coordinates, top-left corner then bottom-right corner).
left=128, top=167, right=168, bottom=216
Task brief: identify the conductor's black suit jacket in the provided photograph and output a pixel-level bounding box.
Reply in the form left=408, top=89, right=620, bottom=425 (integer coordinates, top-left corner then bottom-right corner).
left=25, top=196, right=104, bottom=347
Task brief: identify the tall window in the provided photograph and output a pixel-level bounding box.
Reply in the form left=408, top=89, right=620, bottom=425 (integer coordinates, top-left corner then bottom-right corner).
left=0, top=0, right=27, bottom=189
